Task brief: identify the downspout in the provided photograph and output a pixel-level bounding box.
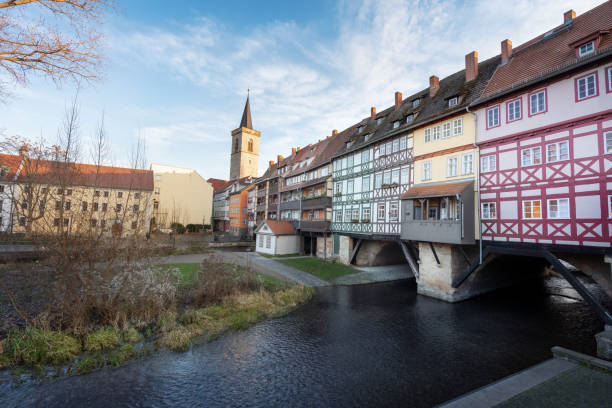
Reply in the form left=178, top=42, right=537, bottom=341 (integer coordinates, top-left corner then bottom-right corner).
left=466, top=105, right=482, bottom=265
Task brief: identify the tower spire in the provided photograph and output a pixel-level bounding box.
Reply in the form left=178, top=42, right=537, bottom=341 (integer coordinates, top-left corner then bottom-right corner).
left=240, top=91, right=253, bottom=129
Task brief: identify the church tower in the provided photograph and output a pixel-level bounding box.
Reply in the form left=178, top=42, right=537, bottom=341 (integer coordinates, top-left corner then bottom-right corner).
left=230, top=93, right=260, bottom=180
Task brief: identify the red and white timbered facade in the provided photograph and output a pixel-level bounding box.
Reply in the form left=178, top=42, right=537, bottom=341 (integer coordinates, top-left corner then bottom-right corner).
left=476, top=63, right=612, bottom=248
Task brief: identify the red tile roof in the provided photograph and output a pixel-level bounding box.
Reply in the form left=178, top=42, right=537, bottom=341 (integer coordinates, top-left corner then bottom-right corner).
left=207, top=178, right=230, bottom=192
left=0, top=153, right=24, bottom=182
left=478, top=2, right=612, bottom=101
left=402, top=181, right=473, bottom=199
left=263, top=220, right=296, bottom=235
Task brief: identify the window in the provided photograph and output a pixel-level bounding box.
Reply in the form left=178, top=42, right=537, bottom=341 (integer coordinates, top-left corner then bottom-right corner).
left=462, top=153, right=473, bottom=175
left=362, top=176, right=370, bottom=192
left=521, top=146, right=541, bottom=166
left=606, top=131, right=612, bottom=154
left=66, top=189, right=72, bottom=196
left=347, top=180, right=354, bottom=194
left=481, top=155, right=496, bottom=172
left=57, top=188, right=63, bottom=195
left=364, top=134, right=370, bottom=142
left=412, top=99, right=420, bottom=108
left=248, top=139, right=253, bottom=152
left=358, top=126, right=364, bottom=133
left=448, top=97, right=458, bottom=107
left=401, top=167, right=409, bottom=185
left=547, top=141, right=569, bottom=162
left=442, top=122, right=451, bottom=139
left=82, top=201, right=88, bottom=211
left=265, top=236, right=271, bottom=249
left=422, top=161, right=432, bottom=180
left=523, top=200, right=541, bottom=219
left=453, top=118, right=463, bottom=135
left=94, top=190, right=100, bottom=197
left=487, top=106, right=500, bottom=128
left=101, top=220, right=106, bottom=228
left=335, top=210, right=342, bottom=222
left=393, top=139, right=399, bottom=152
left=529, top=90, right=546, bottom=115
left=54, top=218, right=60, bottom=227
left=507, top=98, right=521, bottom=122
left=389, top=202, right=399, bottom=221
left=131, top=221, right=137, bottom=229
left=335, top=182, right=342, bottom=195
left=393, top=121, right=400, bottom=129
left=382, top=171, right=391, bottom=186
left=432, top=126, right=440, bottom=141
left=578, top=41, right=594, bottom=57
left=19, top=217, right=26, bottom=226
left=93, top=202, right=99, bottom=211
left=447, top=157, right=458, bottom=177
left=424, top=128, right=431, bottom=143
left=102, top=203, right=108, bottom=212
left=608, top=67, right=612, bottom=93
left=548, top=198, right=569, bottom=219
left=133, top=204, right=139, bottom=212
left=117, top=191, right=123, bottom=199
left=386, top=141, right=392, bottom=154
left=361, top=150, right=369, bottom=163
left=576, top=72, right=597, bottom=100
left=65, top=201, right=71, bottom=210
left=377, top=204, right=385, bottom=219
left=115, top=203, right=122, bottom=212
left=135, top=192, right=141, bottom=199
left=391, top=169, right=400, bottom=185
left=63, top=218, right=70, bottom=226
left=375, top=173, right=383, bottom=188
left=406, top=114, right=414, bottom=123
left=400, top=136, right=406, bottom=150
left=351, top=208, right=359, bottom=221
left=481, top=202, right=497, bottom=219
left=155, top=175, right=161, bottom=181
left=344, top=209, right=351, bottom=222
left=55, top=200, right=61, bottom=211
left=377, top=118, right=383, bottom=125
left=346, top=155, right=353, bottom=168
left=21, top=201, right=27, bottom=210
left=362, top=207, right=370, bottom=221
left=103, top=191, right=109, bottom=198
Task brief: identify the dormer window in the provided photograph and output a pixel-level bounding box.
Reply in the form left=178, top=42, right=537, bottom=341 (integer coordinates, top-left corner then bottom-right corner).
left=377, top=118, right=383, bottom=125
left=448, top=97, right=458, bottom=107
left=346, top=141, right=352, bottom=149
left=393, top=121, right=400, bottom=129
left=406, top=114, right=414, bottom=123
left=364, top=134, right=370, bottom=142
left=578, top=41, right=594, bottom=57
left=358, top=126, right=364, bottom=133
left=412, top=99, right=420, bottom=108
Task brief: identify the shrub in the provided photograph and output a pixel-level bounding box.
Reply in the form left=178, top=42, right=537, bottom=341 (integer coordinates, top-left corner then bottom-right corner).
left=84, top=327, right=121, bottom=351
left=109, top=344, right=134, bottom=367
left=171, top=223, right=186, bottom=234
left=186, top=224, right=203, bottom=233
left=122, top=327, right=141, bottom=343
left=4, top=327, right=81, bottom=366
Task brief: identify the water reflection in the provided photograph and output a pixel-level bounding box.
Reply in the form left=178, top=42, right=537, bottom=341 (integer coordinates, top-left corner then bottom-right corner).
left=1, top=276, right=609, bottom=408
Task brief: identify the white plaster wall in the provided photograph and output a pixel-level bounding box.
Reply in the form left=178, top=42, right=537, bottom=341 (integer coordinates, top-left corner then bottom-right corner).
left=476, top=65, right=612, bottom=143
left=575, top=195, right=602, bottom=219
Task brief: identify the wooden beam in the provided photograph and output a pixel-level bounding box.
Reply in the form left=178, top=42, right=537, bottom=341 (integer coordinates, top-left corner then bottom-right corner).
left=349, top=238, right=363, bottom=265
left=429, top=242, right=440, bottom=265
left=399, top=241, right=419, bottom=279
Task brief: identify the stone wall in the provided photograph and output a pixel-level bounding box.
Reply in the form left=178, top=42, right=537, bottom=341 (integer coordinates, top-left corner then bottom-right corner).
left=316, top=236, right=333, bottom=259
left=355, top=240, right=406, bottom=266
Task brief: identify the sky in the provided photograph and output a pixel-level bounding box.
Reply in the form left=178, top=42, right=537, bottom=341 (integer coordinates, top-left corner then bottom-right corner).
left=0, top=0, right=605, bottom=180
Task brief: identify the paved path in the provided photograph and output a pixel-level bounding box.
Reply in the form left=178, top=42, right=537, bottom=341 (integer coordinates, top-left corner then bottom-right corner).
left=158, top=253, right=212, bottom=264
left=439, top=348, right=612, bottom=408
left=331, top=264, right=413, bottom=285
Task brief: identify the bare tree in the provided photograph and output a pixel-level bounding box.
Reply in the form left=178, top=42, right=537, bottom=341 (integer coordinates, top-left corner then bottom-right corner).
left=0, top=0, right=113, bottom=96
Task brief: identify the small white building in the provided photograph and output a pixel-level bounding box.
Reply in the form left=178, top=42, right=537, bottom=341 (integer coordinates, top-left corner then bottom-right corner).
left=255, top=220, right=299, bottom=256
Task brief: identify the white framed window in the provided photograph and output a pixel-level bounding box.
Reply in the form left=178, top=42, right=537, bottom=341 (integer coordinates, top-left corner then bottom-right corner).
left=406, top=114, right=414, bottom=123
left=412, top=99, right=420, bottom=108
left=522, top=200, right=541, bottom=219
left=393, top=139, right=399, bottom=152
left=453, top=118, right=463, bottom=135
left=447, top=156, right=458, bottom=177
left=442, top=122, right=451, bottom=139
left=377, top=203, right=385, bottom=219
left=362, top=176, right=370, bottom=191
left=547, top=198, right=569, bottom=219
left=358, top=126, right=364, bottom=133
left=265, top=235, right=271, bottom=248
left=347, top=179, right=354, bottom=194
left=401, top=167, right=410, bottom=185
left=462, top=153, right=473, bottom=175
left=546, top=141, right=569, bottom=162
left=393, top=121, right=400, bottom=129
left=578, top=41, right=594, bottom=57
left=521, top=146, right=541, bottom=166
left=361, top=150, right=370, bottom=162
left=481, top=202, right=497, bottom=219
left=375, top=173, right=383, bottom=189
left=529, top=90, right=546, bottom=115
left=448, top=97, right=458, bottom=107
left=424, top=128, right=432, bottom=143
left=400, top=136, right=407, bottom=150
left=576, top=73, right=597, bottom=100
left=389, top=202, right=399, bottom=221
left=383, top=171, right=391, bottom=185
left=432, top=126, right=441, bottom=141
left=487, top=106, right=499, bottom=128
left=391, top=169, right=400, bottom=184
left=605, top=131, right=612, bottom=154
left=422, top=161, right=432, bottom=180
left=507, top=99, right=521, bottom=122
left=481, top=155, right=496, bottom=173
left=344, top=209, right=351, bottom=222
left=362, top=207, right=371, bottom=221
left=364, top=134, right=370, bottom=142
left=377, top=118, right=383, bottom=125
left=334, top=210, right=342, bottom=222
left=335, top=182, right=342, bottom=195
left=351, top=208, right=359, bottom=221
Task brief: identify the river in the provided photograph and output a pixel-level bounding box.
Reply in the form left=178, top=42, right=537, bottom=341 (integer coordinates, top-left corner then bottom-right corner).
left=1, top=275, right=609, bottom=407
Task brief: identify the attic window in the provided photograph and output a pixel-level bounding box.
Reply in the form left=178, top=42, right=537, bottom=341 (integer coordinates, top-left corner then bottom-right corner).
left=376, top=117, right=384, bottom=125
left=412, top=99, right=420, bottom=108
left=358, top=126, right=364, bottom=133
left=448, top=97, right=458, bottom=107
left=346, top=141, right=353, bottom=149
left=393, top=121, right=400, bottom=129
left=364, top=134, right=370, bottom=142
left=406, top=114, right=414, bottom=123
left=578, top=41, right=594, bottom=57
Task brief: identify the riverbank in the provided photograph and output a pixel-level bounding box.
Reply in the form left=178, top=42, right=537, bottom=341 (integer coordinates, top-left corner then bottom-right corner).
left=0, top=259, right=314, bottom=381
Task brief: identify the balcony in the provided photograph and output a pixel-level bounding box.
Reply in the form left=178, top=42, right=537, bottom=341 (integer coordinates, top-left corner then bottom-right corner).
left=301, top=196, right=332, bottom=210
left=400, top=181, right=474, bottom=245
left=298, top=220, right=331, bottom=233
left=269, top=184, right=278, bottom=194
left=257, top=189, right=267, bottom=198
left=256, top=203, right=266, bottom=212
left=279, top=200, right=300, bottom=211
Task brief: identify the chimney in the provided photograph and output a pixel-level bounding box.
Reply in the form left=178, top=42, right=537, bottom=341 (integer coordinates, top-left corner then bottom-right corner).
left=269, top=160, right=275, bottom=166
left=291, top=147, right=296, bottom=155
left=465, top=51, right=478, bottom=82
left=429, top=75, right=439, bottom=97
left=395, top=92, right=402, bottom=110
left=564, top=9, right=575, bottom=24
left=297, top=146, right=301, bottom=151
left=371, top=107, right=376, bottom=120
left=18, top=144, right=29, bottom=157
left=332, top=129, right=338, bottom=136
left=500, top=39, right=513, bottom=65
left=277, top=155, right=283, bottom=163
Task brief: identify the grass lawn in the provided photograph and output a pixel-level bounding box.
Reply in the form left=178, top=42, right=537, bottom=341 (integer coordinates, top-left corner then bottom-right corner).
left=279, top=257, right=358, bottom=281
left=258, top=253, right=300, bottom=259
left=162, top=263, right=200, bottom=287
